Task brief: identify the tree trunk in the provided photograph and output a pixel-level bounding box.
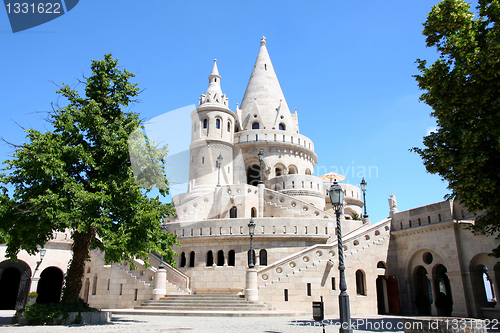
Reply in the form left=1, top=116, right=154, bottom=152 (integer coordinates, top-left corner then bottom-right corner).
left=61, top=229, right=93, bottom=303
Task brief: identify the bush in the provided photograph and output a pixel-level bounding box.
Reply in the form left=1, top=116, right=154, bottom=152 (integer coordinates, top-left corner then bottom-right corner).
left=14, top=299, right=98, bottom=325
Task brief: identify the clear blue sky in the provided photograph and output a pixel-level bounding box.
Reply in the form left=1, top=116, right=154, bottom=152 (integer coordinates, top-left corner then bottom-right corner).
left=1, top=0, right=475, bottom=224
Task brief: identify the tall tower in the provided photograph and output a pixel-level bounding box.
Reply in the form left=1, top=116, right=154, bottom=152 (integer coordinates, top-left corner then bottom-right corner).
left=184, top=60, right=236, bottom=202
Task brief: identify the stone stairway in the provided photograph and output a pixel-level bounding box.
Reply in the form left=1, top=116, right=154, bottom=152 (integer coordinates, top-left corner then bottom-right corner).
left=104, top=294, right=307, bottom=317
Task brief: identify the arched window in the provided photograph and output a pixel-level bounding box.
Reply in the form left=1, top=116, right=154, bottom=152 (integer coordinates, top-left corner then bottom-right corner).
left=92, top=274, right=98, bottom=295
left=279, top=123, right=285, bottom=131
left=180, top=252, right=186, bottom=267
left=217, top=250, right=224, bottom=266
left=203, top=119, right=208, bottom=129
left=228, top=250, right=235, bottom=266
left=356, top=270, right=366, bottom=295
left=259, top=249, right=267, bottom=266
left=189, top=251, right=195, bottom=267
left=206, top=251, right=213, bottom=266
left=251, top=207, right=257, bottom=218
left=216, top=118, right=221, bottom=129
left=230, top=206, right=237, bottom=218
left=247, top=249, right=256, bottom=267
left=275, top=168, right=282, bottom=177
left=377, top=261, right=386, bottom=269
left=305, top=168, right=312, bottom=175
left=227, top=121, right=231, bottom=132
left=252, top=122, right=260, bottom=129
left=288, top=165, right=297, bottom=174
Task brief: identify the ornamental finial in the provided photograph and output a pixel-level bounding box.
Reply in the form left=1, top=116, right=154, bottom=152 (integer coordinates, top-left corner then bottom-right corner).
left=261, top=36, right=266, bottom=45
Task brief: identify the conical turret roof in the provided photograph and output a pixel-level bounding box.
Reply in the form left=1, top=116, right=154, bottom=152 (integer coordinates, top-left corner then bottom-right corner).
left=239, top=37, right=296, bottom=132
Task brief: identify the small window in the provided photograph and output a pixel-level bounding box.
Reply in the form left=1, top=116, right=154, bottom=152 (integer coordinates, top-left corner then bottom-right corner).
left=92, top=274, right=98, bottom=295
left=438, top=214, right=442, bottom=222
left=377, top=261, right=386, bottom=269
left=251, top=207, right=257, bottom=218
left=331, top=277, right=336, bottom=290
left=230, top=206, right=237, bottom=218
left=206, top=251, right=213, bottom=266
left=203, top=119, right=208, bottom=129
left=228, top=250, right=235, bottom=266
left=279, top=123, right=285, bottom=131
left=227, top=121, right=231, bottom=132
left=180, top=252, right=186, bottom=267
left=259, top=249, right=267, bottom=266
left=307, top=283, right=311, bottom=296
left=284, top=289, right=288, bottom=301
left=275, top=168, right=282, bottom=177
left=217, top=250, right=224, bottom=266
left=202, top=157, right=205, bottom=164
left=189, top=251, right=195, bottom=267
left=252, top=122, right=260, bottom=129
left=216, top=118, right=220, bottom=129
left=356, top=270, right=366, bottom=295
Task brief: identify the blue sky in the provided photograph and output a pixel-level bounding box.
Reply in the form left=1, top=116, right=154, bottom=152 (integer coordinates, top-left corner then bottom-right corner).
left=1, top=0, right=475, bottom=224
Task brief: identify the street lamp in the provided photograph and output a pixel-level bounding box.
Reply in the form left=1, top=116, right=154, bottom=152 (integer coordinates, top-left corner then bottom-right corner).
left=329, top=182, right=352, bottom=333
left=248, top=217, right=256, bottom=268
left=33, top=247, right=47, bottom=277
left=258, top=149, right=264, bottom=184
left=360, top=177, right=368, bottom=218
left=216, top=153, right=223, bottom=187
left=158, top=223, right=168, bottom=269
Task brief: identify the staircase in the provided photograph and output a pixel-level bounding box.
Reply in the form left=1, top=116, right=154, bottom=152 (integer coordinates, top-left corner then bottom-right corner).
left=108, top=294, right=306, bottom=317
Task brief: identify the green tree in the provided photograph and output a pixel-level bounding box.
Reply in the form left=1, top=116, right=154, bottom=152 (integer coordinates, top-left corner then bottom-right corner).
left=0, top=54, right=178, bottom=302
left=413, top=0, right=500, bottom=256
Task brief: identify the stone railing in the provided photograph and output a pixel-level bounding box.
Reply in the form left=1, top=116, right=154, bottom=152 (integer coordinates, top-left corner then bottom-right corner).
left=149, top=253, right=191, bottom=293
left=264, top=187, right=333, bottom=219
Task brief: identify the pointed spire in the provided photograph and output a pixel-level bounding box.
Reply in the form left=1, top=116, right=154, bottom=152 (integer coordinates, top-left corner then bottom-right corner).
left=239, top=37, right=297, bottom=132
left=199, top=59, right=228, bottom=108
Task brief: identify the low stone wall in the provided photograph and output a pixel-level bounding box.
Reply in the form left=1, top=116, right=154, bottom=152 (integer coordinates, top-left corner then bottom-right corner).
left=17, top=311, right=111, bottom=325
left=403, top=317, right=488, bottom=333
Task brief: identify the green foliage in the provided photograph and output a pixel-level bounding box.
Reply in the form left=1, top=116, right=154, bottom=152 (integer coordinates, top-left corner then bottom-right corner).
left=0, top=54, right=178, bottom=301
left=14, top=299, right=97, bottom=325
left=351, top=212, right=362, bottom=221
left=413, top=0, right=500, bottom=256
left=27, top=292, right=38, bottom=298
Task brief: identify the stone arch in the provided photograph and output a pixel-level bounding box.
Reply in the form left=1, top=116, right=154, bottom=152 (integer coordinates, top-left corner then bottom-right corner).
left=228, top=250, right=235, bottom=267
left=251, top=207, right=257, bottom=218
left=217, top=250, right=224, bottom=266
left=252, top=122, right=260, bottom=129
left=189, top=251, right=196, bottom=267
left=230, top=206, right=237, bottom=218
left=206, top=251, right=214, bottom=267
left=305, top=168, right=312, bottom=175
left=356, top=269, right=366, bottom=295
left=288, top=164, right=298, bottom=174
left=246, top=163, right=260, bottom=186
left=259, top=249, right=267, bottom=266
left=36, top=266, right=64, bottom=304
left=274, top=163, right=285, bottom=177
left=180, top=252, right=186, bottom=267
left=0, top=259, right=31, bottom=310
left=469, top=253, right=499, bottom=316
left=413, top=265, right=432, bottom=315
left=433, top=264, right=453, bottom=316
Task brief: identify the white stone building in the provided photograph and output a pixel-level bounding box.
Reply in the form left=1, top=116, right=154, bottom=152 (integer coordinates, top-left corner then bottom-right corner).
left=0, top=37, right=498, bottom=319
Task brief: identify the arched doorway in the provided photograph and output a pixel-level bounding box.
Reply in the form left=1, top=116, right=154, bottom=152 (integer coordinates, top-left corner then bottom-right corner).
left=387, top=276, right=401, bottom=314
left=0, top=260, right=31, bottom=310
left=414, top=266, right=432, bottom=315
left=246, top=164, right=260, bottom=186
left=433, top=264, right=453, bottom=316
left=36, top=267, right=64, bottom=304
left=376, top=276, right=388, bottom=314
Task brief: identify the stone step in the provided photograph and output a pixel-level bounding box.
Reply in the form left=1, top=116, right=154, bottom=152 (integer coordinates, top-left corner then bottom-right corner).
left=136, top=304, right=270, bottom=310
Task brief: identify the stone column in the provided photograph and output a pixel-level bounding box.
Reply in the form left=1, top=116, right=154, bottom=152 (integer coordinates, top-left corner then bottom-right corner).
left=153, top=267, right=167, bottom=300
left=258, top=183, right=265, bottom=217
left=427, top=273, right=437, bottom=316
left=490, top=268, right=500, bottom=309
left=245, top=267, right=258, bottom=302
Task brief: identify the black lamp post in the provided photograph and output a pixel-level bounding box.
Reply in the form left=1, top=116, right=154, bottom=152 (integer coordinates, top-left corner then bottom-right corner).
left=158, top=223, right=168, bottom=269
left=216, top=153, right=223, bottom=187
left=258, top=149, right=264, bottom=184
left=329, top=182, right=352, bottom=333
left=33, top=248, right=47, bottom=277
left=360, top=177, right=368, bottom=218
left=248, top=217, right=256, bottom=268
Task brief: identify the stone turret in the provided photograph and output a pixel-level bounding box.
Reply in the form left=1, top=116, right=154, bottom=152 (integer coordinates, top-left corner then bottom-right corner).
left=184, top=60, right=236, bottom=202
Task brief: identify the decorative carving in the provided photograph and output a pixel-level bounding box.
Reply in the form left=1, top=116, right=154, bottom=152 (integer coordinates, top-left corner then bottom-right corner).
left=389, top=193, right=398, bottom=212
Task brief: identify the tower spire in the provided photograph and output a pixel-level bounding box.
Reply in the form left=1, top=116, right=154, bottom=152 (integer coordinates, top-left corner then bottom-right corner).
left=199, top=59, right=228, bottom=107
left=239, top=37, right=297, bottom=132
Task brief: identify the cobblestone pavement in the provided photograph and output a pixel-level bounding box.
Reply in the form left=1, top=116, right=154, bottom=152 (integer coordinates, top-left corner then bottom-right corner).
left=0, top=311, right=412, bottom=333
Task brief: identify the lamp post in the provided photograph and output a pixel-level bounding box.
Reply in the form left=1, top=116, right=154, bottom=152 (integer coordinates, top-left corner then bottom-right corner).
left=258, top=149, right=264, bottom=185
left=216, top=153, right=223, bottom=187
left=329, top=182, right=352, bottom=333
left=33, top=248, right=47, bottom=277
left=248, top=217, right=256, bottom=268
left=360, top=177, right=368, bottom=218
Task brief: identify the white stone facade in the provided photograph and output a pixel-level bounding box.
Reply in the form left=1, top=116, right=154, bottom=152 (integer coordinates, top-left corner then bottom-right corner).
left=1, top=37, right=498, bottom=319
